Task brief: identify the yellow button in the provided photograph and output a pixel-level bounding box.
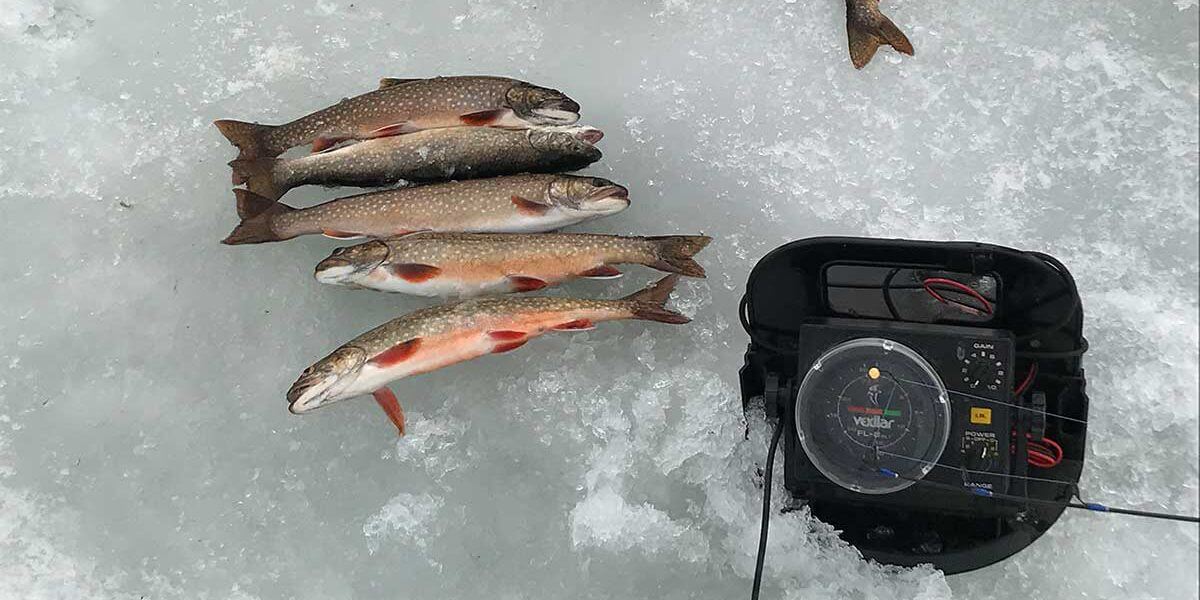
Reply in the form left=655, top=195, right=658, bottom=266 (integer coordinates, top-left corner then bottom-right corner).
left=970, top=407, right=992, bottom=425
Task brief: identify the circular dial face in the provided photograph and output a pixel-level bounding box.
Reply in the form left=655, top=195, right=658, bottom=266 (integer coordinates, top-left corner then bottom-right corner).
left=795, top=338, right=951, bottom=495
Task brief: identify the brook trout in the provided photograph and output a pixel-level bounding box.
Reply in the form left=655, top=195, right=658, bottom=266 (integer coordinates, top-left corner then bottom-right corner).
left=286, top=275, right=690, bottom=435
left=228, top=125, right=603, bottom=200
left=220, top=174, right=629, bottom=244
left=214, top=75, right=581, bottom=159
left=315, top=233, right=711, bottom=297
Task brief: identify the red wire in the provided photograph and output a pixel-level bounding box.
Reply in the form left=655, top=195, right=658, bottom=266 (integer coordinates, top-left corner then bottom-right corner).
left=1026, top=436, right=1063, bottom=468
left=1014, top=363, right=1039, bottom=396
left=922, top=278, right=995, bottom=315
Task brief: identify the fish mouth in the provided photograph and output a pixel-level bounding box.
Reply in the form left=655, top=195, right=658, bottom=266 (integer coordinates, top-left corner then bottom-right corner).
left=531, top=102, right=581, bottom=125
left=573, top=127, right=604, bottom=145
left=314, top=257, right=380, bottom=285
left=314, top=242, right=390, bottom=285
left=580, top=185, right=631, bottom=213
left=590, top=184, right=629, bottom=200
left=286, top=373, right=342, bottom=413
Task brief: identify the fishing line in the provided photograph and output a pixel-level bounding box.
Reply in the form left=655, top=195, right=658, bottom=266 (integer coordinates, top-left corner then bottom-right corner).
left=895, top=377, right=1089, bottom=426
left=875, top=467, right=1200, bottom=524
left=871, top=447, right=1084, bottom=487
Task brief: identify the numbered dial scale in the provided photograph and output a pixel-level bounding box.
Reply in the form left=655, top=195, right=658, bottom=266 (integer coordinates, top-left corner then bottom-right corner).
left=794, top=338, right=952, bottom=495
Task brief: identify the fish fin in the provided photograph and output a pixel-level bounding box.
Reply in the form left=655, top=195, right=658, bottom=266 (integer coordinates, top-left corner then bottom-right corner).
left=379, top=77, right=421, bottom=89
left=553, top=319, right=595, bottom=331
left=312, top=136, right=349, bottom=153
left=372, top=387, right=406, bottom=437
left=646, top=235, right=712, bottom=278
left=846, top=8, right=913, bottom=69
left=623, top=274, right=690, bottom=324
left=511, top=195, right=552, bottom=215
left=322, top=230, right=365, bottom=240
left=365, top=122, right=421, bottom=138
left=460, top=109, right=510, bottom=126
left=489, top=330, right=530, bottom=352
left=388, top=263, right=442, bottom=282
left=228, top=158, right=283, bottom=200
left=222, top=192, right=295, bottom=244
left=488, top=330, right=527, bottom=341
left=368, top=339, right=422, bottom=368
left=234, top=188, right=276, bottom=220
left=579, top=265, right=623, bottom=279
left=491, top=340, right=528, bottom=354
left=213, top=119, right=278, bottom=160
left=508, top=276, right=548, bottom=292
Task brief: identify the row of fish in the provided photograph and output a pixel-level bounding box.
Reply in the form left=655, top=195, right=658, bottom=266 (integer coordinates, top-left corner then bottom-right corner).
left=214, top=76, right=709, bottom=435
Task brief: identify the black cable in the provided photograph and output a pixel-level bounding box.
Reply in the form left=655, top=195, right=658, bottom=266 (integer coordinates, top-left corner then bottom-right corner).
left=740, top=294, right=795, bottom=355
left=882, top=268, right=902, bottom=320
left=751, top=418, right=785, bottom=600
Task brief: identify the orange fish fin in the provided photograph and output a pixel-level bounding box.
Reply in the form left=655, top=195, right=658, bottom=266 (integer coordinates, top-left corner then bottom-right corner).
left=371, top=387, right=406, bottom=437
left=488, top=330, right=527, bottom=341
left=511, top=195, right=552, bottom=215
left=460, top=109, right=510, bottom=126
left=579, top=265, right=622, bottom=279
left=388, top=263, right=442, bottom=282
left=491, top=340, right=528, bottom=354
left=552, top=319, right=595, bottom=331
left=322, top=229, right=364, bottom=240
left=369, top=338, right=422, bottom=368
left=366, top=122, right=420, bottom=138
left=312, top=136, right=348, bottom=153
left=508, top=276, right=548, bottom=292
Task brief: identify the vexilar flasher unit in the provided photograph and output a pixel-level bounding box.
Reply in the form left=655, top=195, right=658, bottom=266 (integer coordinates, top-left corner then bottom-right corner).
left=739, top=237, right=1091, bottom=574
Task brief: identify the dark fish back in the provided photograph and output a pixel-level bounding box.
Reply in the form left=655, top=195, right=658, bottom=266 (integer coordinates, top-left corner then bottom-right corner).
left=279, top=128, right=601, bottom=191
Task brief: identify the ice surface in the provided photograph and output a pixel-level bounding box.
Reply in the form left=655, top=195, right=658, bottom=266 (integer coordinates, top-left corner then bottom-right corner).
left=1, top=0, right=1197, bottom=598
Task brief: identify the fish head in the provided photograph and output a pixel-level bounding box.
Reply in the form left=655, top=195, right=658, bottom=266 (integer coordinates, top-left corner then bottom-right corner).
left=527, top=126, right=603, bottom=162
left=506, top=83, right=581, bottom=125
left=314, top=241, right=391, bottom=287
left=287, top=346, right=368, bottom=413
left=547, top=175, right=631, bottom=217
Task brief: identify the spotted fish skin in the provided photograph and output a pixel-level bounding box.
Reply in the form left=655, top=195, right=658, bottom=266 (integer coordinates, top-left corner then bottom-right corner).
left=219, top=174, right=630, bottom=245
left=228, top=126, right=603, bottom=200
left=315, top=232, right=711, bottom=297
left=213, top=76, right=581, bottom=159
left=284, top=276, right=689, bottom=427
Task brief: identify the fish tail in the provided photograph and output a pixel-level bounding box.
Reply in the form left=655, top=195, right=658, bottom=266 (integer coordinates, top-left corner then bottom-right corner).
left=645, top=235, right=712, bottom=278
left=213, top=119, right=278, bottom=160
left=228, top=157, right=284, bottom=201
left=846, top=4, right=913, bottom=69
left=222, top=189, right=295, bottom=245
left=622, top=274, right=690, bottom=324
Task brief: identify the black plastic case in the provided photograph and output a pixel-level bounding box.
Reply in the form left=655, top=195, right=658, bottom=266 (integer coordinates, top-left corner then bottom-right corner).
left=739, top=237, right=1089, bottom=574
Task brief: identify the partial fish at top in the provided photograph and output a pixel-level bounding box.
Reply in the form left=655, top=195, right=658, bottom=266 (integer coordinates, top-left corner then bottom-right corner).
left=213, top=75, right=581, bottom=159
left=845, top=0, right=914, bottom=69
